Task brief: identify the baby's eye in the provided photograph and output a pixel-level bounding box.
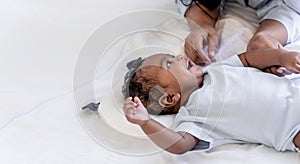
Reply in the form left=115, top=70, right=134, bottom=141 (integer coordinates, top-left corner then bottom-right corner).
left=166, top=60, right=173, bottom=68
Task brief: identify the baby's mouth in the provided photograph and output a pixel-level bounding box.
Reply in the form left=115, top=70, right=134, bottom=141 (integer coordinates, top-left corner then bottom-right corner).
left=187, top=59, right=204, bottom=77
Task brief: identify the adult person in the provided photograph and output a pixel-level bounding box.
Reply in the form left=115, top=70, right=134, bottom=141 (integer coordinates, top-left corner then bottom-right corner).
left=177, top=0, right=300, bottom=75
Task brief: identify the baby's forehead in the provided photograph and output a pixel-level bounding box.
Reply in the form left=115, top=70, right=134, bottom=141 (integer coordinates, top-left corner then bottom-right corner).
left=141, top=53, right=172, bottom=66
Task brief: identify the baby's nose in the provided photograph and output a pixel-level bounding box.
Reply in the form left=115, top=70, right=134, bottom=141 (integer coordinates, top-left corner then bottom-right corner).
left=176, top=55, right=185, bottom=61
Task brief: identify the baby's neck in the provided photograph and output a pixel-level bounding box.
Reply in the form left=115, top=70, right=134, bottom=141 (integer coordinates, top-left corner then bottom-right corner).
left=177, top=69, right=206, bottom=110
left=180, top=72, right=207, bottom=108
left=180, top=87, right=199, bottom=108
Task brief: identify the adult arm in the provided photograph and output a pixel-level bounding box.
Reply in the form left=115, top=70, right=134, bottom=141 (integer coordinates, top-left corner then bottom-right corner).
left=123, top=97, right=198, bottom=154
left=247, top=19, right=287, bottom=50
left=248, top=0, right=300, bottom=50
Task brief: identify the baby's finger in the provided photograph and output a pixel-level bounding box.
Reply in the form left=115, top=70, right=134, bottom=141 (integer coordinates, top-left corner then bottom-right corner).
left=123, top=99, right=135, bottom=113
left=125, top=106, right=139, bottom=122
left=124, top=97, right=133, bottom=103
left=123, top=101, right=134, bottom=108
left=124, top=105, right=136, bottom=115
left=134, top=97, right=142, bottom=106
left=126, top=107, right=137, bottom=115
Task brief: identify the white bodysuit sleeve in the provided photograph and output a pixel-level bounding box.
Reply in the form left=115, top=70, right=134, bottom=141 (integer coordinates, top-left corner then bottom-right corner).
left=257, top=0, right=300, bottom=44
left=220, top=55, right=244, bottom=67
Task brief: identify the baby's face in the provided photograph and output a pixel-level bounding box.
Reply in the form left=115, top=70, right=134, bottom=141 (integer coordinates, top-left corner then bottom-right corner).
left=141, top=54, right=204, bottom=94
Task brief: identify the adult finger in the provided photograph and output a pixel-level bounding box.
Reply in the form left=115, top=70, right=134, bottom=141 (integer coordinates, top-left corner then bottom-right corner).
left=276, top=67, right=292, bottom=76
left=207, top=32, right=219, bottom=62
left=264, top=66, right=283, bottom=76
left=185, top=38, right=211, bottom=65
left=184, top=42, right=196, bottom=60
left=192, top=34, right=212, bottom=65
left=196, top=48, right=211, bottom=65
left=207, top=37, right=217, bottom=62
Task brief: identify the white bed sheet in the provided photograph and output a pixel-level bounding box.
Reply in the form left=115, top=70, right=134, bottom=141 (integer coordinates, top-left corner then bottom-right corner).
left=0, top=0, right=299, bottom=163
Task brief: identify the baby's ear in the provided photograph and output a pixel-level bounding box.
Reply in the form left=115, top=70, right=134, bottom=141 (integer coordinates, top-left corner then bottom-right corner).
left=158, top=93, right=181, bottom=108
left=147, top=86, right=180, bottom=115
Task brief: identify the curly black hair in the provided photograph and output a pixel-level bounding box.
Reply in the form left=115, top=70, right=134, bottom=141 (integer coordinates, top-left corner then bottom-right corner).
left=122, top=57, right=174, bottom=115
left=122, top=57, right=144, bottom=98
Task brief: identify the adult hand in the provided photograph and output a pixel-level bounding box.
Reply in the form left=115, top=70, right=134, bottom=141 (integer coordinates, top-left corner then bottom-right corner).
left=247, top=33, right=287, bottom=76
left=247, top=32, right=283, bottom=51
left=184, top=25, right=219, bottom=66
left=262, top=66, right=291, bottom=77
left=247, top=33, right=290, bottom=76
left=184, top=3, right=219, bottom=66
left=123, top=97, right=150, bottom=126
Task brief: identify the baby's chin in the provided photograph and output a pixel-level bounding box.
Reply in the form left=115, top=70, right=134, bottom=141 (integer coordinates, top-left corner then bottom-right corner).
left=189, top=65, right=205, bottom=86
left=189, top=65, right=204, bottom=77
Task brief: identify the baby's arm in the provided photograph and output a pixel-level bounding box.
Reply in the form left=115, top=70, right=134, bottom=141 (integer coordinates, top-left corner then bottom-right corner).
left=123, top=97, right=199, bottom=154
left=238, top=49, right=300, bottom=74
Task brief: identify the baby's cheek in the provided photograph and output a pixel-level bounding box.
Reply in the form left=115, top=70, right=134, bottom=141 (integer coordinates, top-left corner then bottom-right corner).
left=191, top=65, right=203, bottom=77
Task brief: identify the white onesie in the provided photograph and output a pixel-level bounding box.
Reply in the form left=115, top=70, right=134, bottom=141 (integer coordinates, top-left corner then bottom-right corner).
left=173, top=55, right=300, bottom=151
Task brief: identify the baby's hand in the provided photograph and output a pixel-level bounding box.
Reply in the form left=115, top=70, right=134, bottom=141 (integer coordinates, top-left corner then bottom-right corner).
left=123, top=97, right=150, bottom=126
left=280, top=51, right=300, bottom=74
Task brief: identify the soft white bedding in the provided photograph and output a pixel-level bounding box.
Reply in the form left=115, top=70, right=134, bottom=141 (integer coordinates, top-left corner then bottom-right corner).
left=1, top=0, right=299, bottom=163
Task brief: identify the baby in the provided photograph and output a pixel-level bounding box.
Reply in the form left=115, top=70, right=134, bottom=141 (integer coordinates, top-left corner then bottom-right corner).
left=122, top=48, right=300, bottom=154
